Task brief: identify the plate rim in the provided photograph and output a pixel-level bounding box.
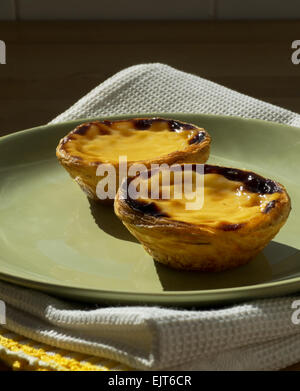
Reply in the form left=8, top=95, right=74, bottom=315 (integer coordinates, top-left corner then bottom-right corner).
left=3, top=112, right=300, bottom=141
left=1, top=112, right=300, bottom=305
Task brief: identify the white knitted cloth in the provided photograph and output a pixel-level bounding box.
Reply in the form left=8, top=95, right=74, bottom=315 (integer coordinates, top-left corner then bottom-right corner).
left=1, top=63, right=300, bottom=371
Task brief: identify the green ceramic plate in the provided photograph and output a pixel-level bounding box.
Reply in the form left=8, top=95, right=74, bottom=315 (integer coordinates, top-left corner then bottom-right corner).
left=0, top=113, right=299, bottom=307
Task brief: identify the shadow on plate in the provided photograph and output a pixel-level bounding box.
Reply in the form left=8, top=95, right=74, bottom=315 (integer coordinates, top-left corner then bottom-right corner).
left=89, top=199, right=138, bottom=243
left=154, top=241, right=300, bottom=291
left=87, top=199, right=300, bottom=293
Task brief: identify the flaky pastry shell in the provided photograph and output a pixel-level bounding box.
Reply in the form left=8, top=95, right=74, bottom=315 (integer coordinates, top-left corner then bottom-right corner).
left=56, top=118, right=211, bottom=203
left=114, top=164, right=291, bottom=272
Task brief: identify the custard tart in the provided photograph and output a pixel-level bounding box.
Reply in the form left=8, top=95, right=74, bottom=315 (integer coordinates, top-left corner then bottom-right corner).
left=114, top=164, right=291, bottom=271
left=56, top=118, right=211, bottom=202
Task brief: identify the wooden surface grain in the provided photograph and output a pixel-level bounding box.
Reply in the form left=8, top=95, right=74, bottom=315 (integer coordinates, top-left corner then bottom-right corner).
left=0, top=20, right=299, bottom=371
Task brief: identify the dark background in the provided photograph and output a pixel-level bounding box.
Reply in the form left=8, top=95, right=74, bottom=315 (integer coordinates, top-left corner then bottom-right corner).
left=0, top=0, right=300, bottom=136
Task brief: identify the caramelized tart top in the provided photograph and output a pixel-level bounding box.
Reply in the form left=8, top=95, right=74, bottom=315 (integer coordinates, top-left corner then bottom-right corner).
left=58, top=118, right=209, bottom=164
left=121, top=164, right=289, bottom=231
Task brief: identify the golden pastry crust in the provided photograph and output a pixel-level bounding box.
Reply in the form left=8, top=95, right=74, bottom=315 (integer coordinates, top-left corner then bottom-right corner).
left=56, top=118, right=211, bottom=202
left=114, top=164, right=291, bottom=271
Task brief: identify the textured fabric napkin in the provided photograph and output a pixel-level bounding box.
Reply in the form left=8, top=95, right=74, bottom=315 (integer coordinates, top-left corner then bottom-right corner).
left=1, top=63, right=300, bottom=371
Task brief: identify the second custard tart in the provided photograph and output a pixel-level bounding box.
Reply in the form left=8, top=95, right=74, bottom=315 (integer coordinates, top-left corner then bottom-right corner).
left=114, top=164, right=291, bottom=271
left=56, top=118, right=211, bottom=202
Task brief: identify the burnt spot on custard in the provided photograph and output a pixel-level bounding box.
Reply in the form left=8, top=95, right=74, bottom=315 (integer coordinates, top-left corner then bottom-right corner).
left=73, top=123, right=92, bottom=135
left=203, top=165, right=282, bottom=195
left=127, top=197, right=169, bottom=218
left=98, top=128, right=111, bottom=135
left=102, top=120, right=113, bottom=127
left=263, top=200, right=277, bottom=214
left=167, top=120, right=197, bottom=131
left=219, top=222, right=245, bottom=231
left=188, top=131, right=206, bottom=145
left=133, top=119, right=157, bottom=130
left=155, top=164, right=281, bottom=195
left=121, top=177, right=169, bottom=218
left=132, top=118, right=197, bottom=132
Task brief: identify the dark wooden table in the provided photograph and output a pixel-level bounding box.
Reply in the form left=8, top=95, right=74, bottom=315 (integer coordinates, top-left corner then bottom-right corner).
left=0, top=20, right=299, bottom=371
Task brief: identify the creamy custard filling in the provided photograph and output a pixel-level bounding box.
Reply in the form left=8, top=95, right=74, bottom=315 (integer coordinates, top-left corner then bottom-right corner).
left=128, top=171, right=281, bottom=227
left=63, top=121, right=202, bottom=163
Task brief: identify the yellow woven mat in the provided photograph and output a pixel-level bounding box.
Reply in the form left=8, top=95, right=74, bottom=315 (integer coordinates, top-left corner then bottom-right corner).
left=0, top=327, right=131, bottom=371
